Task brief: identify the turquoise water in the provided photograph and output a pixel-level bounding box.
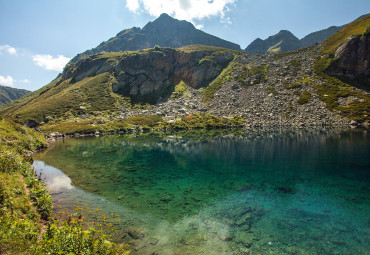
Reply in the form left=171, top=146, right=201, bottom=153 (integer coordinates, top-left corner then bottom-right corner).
left=33, top=128, right=370, bottom=254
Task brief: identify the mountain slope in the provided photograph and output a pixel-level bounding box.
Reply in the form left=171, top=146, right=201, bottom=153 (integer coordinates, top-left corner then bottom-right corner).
left=70, top=13, right=240, bottom=64
left=2, top=15, right=369, bottom=131
left=314, top=14, right=370, bottom=88
left=245, top=17, right=365, bottom=54
left=300, top=25, right=345, bottom=48
left=1, top=46, right=238, bottom=125
left=0, top=85, right=30, bottom=107
left=245, top=30, right=301, bottom=54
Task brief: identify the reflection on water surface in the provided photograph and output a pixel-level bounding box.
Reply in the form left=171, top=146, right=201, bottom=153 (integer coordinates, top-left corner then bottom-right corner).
left=34, top=128, right=370, bottom=254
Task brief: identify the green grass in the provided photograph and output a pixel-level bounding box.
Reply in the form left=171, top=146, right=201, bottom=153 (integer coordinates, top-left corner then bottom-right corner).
left=0, top=116, right=130, bottom=254
left=314, top=14, right=370, bottom=76
left=171, top=81, right=189, bottom=99
left=237, top=64, right=268, bottom=85
left=1, top=73, right=127, bottom=125
left=314, top=84, right=370, bottom=122
left=288, top=58, right=302, bottom=68
left=285, top=83, right=302, bottom=89
left=166, top=113, right=245, bottom=129
left=201, top=60, right=239, bottom=103
left=178, top=45, right=240, bottom=55
left=0, top=116, right=49, bottom=253
left=40, top=114, right=245, bottom=135
left=312, top=14, right=370, bottom=123
left=297, top=91, right=311, bottom=105
left=266, top=86, right=278, bottom=95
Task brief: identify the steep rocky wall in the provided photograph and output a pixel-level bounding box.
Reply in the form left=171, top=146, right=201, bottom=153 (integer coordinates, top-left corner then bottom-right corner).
left=326, top=33, right=370, bottom=86
left=63, top=48, right=235, bottom=104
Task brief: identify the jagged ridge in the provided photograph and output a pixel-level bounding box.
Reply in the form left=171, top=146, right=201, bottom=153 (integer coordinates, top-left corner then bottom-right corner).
left=70, top=13, right=240, bottom=64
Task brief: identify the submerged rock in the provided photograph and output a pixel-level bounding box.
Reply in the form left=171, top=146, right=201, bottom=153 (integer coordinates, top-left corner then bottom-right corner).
left=128, top=227, right=146, bottom=239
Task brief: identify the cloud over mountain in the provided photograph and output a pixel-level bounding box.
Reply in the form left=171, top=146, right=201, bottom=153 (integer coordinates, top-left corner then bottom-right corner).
left=32, top=54, right=70, bottom=72
left=0, top=75, right=14, bottom=87
left=125, top=0, right=235, bottom=24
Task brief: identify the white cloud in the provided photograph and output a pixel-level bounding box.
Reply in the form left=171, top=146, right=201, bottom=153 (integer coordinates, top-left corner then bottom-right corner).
left=0, top=45, right=17, bottom=55
left=32, top=54, right=70, bottom=72
left=0, top=75, right=14, bottom=87
left=126, top=0, right=140, bottom=12
left=19, top=79, right=30, bottom=84
left=125, top=0, right=236, bottom=25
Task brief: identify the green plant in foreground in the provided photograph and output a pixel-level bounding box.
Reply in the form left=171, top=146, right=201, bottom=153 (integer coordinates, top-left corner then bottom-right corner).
left=36, top=203, right=130, bottom=255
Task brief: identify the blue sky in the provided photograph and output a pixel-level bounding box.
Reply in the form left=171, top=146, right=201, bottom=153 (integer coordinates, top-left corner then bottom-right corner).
left=0, top=0, right=369, bottom=91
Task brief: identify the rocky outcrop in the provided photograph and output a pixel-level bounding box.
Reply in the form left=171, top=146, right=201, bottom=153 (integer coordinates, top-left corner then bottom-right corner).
left=326, top=33, right=370, bottom=86
left=64, top=47, right=235, bottom=104
left=69, top=13, right=240, bottom=64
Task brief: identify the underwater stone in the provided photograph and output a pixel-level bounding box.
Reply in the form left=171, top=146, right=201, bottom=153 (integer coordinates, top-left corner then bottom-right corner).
left=128, top=227, right=146, bottom=239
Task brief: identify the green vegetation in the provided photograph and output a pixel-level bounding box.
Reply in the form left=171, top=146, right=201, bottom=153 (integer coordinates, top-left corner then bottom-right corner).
left=288, top=58, right=302, bottom=68
left=179, top=45, right=240, bottom=55
left=202, top=60, right=239, bottom=103
left=267, top=41, right=282, bottom=54
left=237, top=64, right=268, bottom=85
left=36, top=205, right=130, bottom=255
left=285, top=75, right=314, bottom=89
left=171, top=81, right=189, bottom=99
left=314, top=84, right=370, bottom=122
left=163, top=113, right=245, bottom=130
left=0, top=85, right=30, bottom=107
left=297, top=91, right=312, bottom=104
left=314, top=15, right=370, bottom=77
left=285, top=83, right=302, bottom=89
left=312, top=14, right=370, bottom=123
left=266, top=86, right=278, bottom=95
left=0, top=116, right=48, bottom=253
left=40, top=114, right=245, bottom=135
left=1, top=73, right=126, bottom=125
left=0, top=116, right=130, bottom=254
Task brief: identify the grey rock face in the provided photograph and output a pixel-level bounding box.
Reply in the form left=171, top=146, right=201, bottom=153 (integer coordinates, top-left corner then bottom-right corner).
left=64, top=48, right=234, bottom=104
left=326, top=33, right=370, bottom=86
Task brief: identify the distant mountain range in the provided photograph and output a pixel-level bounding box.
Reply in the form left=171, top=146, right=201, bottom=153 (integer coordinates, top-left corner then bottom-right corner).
left=245, top=14, right=369, bottom=54
left=0, top=85, right=30, bottom=107
left=245, top=25, right=345, bottom=54
left=70, top=13, right=241, bottom=64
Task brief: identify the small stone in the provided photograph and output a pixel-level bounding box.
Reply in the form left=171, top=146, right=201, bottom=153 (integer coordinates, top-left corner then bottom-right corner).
left=350, top=120, right=358, bottom=126
left=150, top=239, right=159, bottom=245
left=49, top=132, right=62, bottom=138
left=44, top=116, right=53, bottom=123
left=128, top=228, right=146, bottom=239
left=97, top=118, right=105, bottom=124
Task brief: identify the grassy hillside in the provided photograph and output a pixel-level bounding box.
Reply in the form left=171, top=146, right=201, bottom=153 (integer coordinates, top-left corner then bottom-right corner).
left=0, top=116, right=130, bottom=254
left=1, top=45, right=239, bottom=126
left=0, top=85, right=30, bottom=107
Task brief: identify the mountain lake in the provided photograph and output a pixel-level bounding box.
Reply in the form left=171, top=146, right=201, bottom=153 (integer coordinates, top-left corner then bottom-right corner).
left=33, top=128, right=370, bottom=255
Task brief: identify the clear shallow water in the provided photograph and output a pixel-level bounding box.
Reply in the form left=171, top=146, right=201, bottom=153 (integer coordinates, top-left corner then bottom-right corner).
left=33, top=128, right=370, bottom=255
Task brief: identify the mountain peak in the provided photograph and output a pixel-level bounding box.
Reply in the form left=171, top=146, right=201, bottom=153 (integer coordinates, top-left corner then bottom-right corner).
left=158, top=13, right=173, bottom=20
left=277, top=30, right=296, bottom=37
left=144, top=13, right=195, bottom=30
left=69, top=14, right=240, bottom=63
